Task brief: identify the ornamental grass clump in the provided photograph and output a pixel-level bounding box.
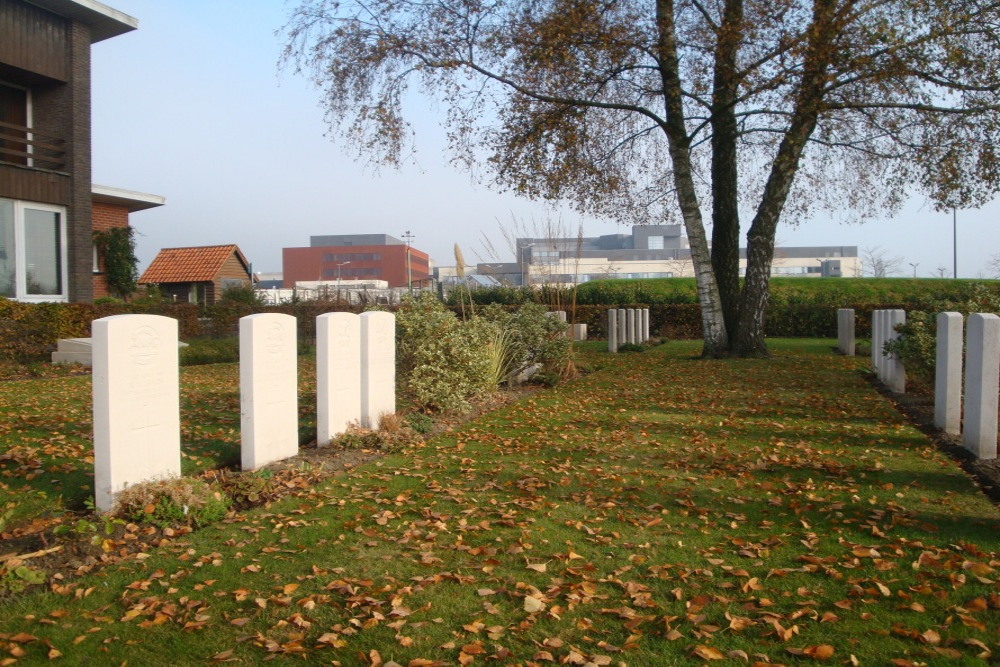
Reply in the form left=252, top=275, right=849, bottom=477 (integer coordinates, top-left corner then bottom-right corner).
left=479, top=303, right=572, bottom=381
left=483, top=323, right=517, bottom=390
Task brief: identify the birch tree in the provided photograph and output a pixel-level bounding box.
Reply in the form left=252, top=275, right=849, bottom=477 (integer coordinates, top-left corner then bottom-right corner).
left=283, top=0, right=1000, bottom=357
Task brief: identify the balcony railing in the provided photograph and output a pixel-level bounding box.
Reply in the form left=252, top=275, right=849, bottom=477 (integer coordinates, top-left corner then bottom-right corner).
left=0, top=120, right=66, bottom=171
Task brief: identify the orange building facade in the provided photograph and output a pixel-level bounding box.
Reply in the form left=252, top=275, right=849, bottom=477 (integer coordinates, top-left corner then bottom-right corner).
left=283, top=239, right=430, bottom=289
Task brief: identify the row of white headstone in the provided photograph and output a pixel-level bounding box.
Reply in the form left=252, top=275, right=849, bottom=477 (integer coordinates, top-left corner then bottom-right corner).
left=934, top=312, right=999, bottom=460
left=92, top=311, right=396, bottom=511
left=607, top=308, right=650, bottom=353
left=836, top=307, right=998, bottom=460
left=870, top=309, right=906, bottom=393
left=546, top=311, right=587, bottom=341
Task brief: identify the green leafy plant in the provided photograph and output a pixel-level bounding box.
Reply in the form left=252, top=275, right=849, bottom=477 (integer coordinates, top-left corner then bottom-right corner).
left=0, top=564, right=46, bottom=594
left=483, top=321, right=517, bottom=390
left=478, top=303, right=571, bottom=381
left=93, top=227, right=139, bottom=298
left=405, top=412, right=435, bottom=434
left=396, top=292, right=495, bottom=412
left=179, top=337, right=240, bottom=366
left=208, top=469, right=282, bottom=510
left=219, top=284, right=264, bottom=305
left=112, top=477, right=230, bottom=529
left=885, top=282, right=1000, bottom=388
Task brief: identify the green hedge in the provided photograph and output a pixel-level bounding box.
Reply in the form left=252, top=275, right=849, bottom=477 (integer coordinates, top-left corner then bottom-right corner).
left=562, top=303, right=908, bottom=340
left=573, top=277, right=1000, bottom=307
left=0, top=300, right=202, bottom=361
left=0, top=298, right=375, bottom=362
left=4, top=279, right=992, bottom=361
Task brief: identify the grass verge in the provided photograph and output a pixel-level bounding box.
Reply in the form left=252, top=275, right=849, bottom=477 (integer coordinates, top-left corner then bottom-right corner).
left=0, top=339, right=997, bottom=664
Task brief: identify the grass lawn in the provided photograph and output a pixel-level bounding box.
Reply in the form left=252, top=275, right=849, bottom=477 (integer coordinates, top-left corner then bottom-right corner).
left=1, top=339, right=998, bottom=664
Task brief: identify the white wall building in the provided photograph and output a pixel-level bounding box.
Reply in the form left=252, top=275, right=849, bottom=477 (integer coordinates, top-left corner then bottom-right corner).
left=504, top=225, right=858, bottom=286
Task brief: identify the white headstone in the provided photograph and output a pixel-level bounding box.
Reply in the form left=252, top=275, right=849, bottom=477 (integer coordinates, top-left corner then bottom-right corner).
left=887, top=310, right=906, bottom=393
left=963, top=313, right=999, bottom=459
left=626, top=309, right=636, bottom=344
left=875, top=309, right=891, bottom=381
left=317, top=312, right=361, bottom=446
left=92, top=314, right=181, bottom=512
left=617, top=308, right=626, bottom=345
left=240, top=313, right=298, bottom=470
left=934, top=312, right=963, bottom=436
left=361, top=311, right=396, bottom=428
left=642, top=308, right=650, bottom=342
left=871, top=310, right=882, bottom=373
left=837, top=308, right=855, bottom=356
left=608, top=309, right=618, bottom=353
left=572, top=323, right=587, bottom=341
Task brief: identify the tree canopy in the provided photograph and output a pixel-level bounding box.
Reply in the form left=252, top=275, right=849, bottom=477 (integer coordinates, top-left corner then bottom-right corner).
left=283, top=0, right=1000, bottom=356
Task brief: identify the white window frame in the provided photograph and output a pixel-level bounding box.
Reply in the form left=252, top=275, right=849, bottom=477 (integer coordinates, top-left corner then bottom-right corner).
left=0, top=198, right=69, bottom=303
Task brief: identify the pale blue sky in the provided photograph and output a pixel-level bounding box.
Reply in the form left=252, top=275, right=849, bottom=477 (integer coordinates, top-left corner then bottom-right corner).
left=91, top=1, right=999, bottom=278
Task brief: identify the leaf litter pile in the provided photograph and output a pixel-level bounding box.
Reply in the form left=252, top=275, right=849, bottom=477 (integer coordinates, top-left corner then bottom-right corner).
left=0, top=339, right=998, bottom=664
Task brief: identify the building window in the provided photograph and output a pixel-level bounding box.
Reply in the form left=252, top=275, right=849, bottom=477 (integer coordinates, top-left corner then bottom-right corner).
left=648, top=236, right=664, bottom=250
left=0, top=83, right=29, bottom=167
left=0, top=199, right=67, bottom=301
left=532, top=250, right=560, bottom=265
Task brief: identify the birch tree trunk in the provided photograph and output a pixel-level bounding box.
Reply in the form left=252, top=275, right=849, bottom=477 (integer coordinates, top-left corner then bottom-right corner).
left=656, top=0, right=729, bottom=357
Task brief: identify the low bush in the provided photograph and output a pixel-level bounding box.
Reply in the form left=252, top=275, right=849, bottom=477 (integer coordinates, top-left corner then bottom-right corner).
left=208, top=469, right=284, bottom=510
left=396, top=292, right=495, bottom=412
left=333, top=415, right=423, bottom=452
left=179, top=337, right=240, bottom=366
left=885, top=282, right=1000, bottom=387
left=112, top=477, right=230, bottom=529
left=478, top=303, right=571, bottom=380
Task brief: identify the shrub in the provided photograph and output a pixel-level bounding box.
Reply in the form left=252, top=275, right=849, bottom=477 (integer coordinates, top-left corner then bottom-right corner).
left=884, top=312, right=936, bottom=386
left=208, top=469, right=283, bottom=510
left=220, top=284, right=265, bottom=305
left=179, top=337, right=240, bottom=366
left=93, top=227, right=139, bottom=298
left=886, top=282, right=1000, bottom=388
left=334, top=416, right=423, bottom=452
left=396, top=292, right=495, bottom=412
left=405, top=412, right=435, bottom=434
left=112, top=477, right=230, bottom=529
left=479, top=303, right=571, bottom=380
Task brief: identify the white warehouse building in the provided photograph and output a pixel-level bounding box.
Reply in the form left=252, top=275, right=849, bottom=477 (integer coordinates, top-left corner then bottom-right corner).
left=476, top=225, right=859, bottom=286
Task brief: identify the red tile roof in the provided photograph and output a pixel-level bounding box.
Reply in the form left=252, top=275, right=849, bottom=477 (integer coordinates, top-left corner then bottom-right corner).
left=139, top=244, right=249, bottom=284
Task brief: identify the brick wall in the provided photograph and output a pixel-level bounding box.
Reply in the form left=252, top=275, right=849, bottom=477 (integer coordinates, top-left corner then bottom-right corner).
left=91, top=202, right=130, bottom=299
left=67, top=20, right=93, bottom=303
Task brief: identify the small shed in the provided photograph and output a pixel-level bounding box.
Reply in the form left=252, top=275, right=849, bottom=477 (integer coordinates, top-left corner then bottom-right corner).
left=139, top=244, right=252, bottom=304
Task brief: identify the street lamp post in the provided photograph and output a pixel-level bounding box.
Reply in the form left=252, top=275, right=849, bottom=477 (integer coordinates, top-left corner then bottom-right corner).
left=909, top=262, right=919, bottom=278
left=336, top=261, right=350, bottom=302
left=402, top=231, right=414, bottom=294
left=953, top=208, right=957, bottom=279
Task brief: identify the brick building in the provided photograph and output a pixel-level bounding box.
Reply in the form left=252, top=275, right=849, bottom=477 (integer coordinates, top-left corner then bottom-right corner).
left=282, top=234, right=430, bottom=289
left=90, top=185, right=164, bottom=298
left=0, top=0, right=160, bottom=302
left=139, top=244, right=253, bottom=305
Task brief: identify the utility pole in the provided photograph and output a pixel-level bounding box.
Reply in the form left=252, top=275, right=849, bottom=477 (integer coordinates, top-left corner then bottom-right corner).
left=953, top=208, right=957, bottom=279
left=402, top=230, right=414, bottom=294
left=336, top=261, right=350, bottom=303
